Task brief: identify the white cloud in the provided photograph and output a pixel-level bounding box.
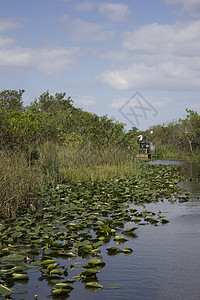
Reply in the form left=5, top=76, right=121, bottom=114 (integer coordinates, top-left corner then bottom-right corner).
left=96, top=20, right=200, bottom=91
left=0, top=45, right=80, bottom=75
left=123, top=21, right=200, bottom=56
left=33, top=46, right=80, bottom=75
left=0, top=18, right=23, bottom=32
left=0, top=47, right=31, bottom=68
left=165, top=0, right=200, bottom=17
left=76, top=1, right=95, bottom=11
left=0, top=35, right=14, bottom=48
left=99, top=3, right=131, bottom=22
left=66, top=18, right=115, bottom=42
left=97, top=59, right=200, bottom=91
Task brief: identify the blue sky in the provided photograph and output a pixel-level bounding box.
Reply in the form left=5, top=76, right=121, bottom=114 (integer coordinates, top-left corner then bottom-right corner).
left=1, top=0, right=200, bottom=130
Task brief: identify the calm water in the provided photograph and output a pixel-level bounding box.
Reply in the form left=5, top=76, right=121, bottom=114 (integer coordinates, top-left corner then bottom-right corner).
left=12, top=160, right=200, bottom=300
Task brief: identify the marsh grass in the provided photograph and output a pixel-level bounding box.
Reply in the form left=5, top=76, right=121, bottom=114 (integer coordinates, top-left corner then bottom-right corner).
left=0, top=141, right=137, bottom=218
left=156, top=143, right=189, bottom=160
left=61, top=163, right=137, bottom=182
left=0, top=149, right=42, bottom=218
left=154, top=143, right=200, bottom=165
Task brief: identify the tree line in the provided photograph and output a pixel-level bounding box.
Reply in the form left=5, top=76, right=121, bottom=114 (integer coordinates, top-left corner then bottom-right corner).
left=0, top=89, right=199, bottom=157
left=144, top=109, right=200, bottom=154
left=0, top=89, right=137, bottom=153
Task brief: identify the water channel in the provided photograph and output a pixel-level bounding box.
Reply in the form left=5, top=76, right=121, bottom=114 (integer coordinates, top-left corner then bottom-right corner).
left=69, top=160, right=200, bottom=300
left=3, top=160, right=200, bottom=300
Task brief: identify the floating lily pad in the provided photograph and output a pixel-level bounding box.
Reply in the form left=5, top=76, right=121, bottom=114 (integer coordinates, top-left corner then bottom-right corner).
left=79, top=269, right=100, bottom=278
left=123, top=248, right=133, bottom=254
left=1, top=254, right=24, bottom=262
left=124, top=227, right=138, bottom=232
left=50, top=269, right=63, bottom=276
left=41, top=259, right=56, bottom=266
left=52, top=288, right=71, bottom=295
left=85, top=282, right=103, bottom=289
left=55, top=283, right=73, bottom=289
left=0, top=163, right=185, bottom=299
left=47, top=263, right=59, bottom=271
left=0, top=284, right=12, bottom=296
left=114, top=236, right=128, bottom=242
left=106, top=247, right=123, bottom=255
left=12, top=273, right=29, bottom=280
left=88, top=259, right=105, bottom=266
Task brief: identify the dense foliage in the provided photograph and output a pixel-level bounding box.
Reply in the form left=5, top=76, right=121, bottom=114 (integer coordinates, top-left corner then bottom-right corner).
left=142, top=109, right=200, bottom=157
left=0, top=89, right=199, bottom=218
left=0, top=89, right=137, bottom=152
left=0, top=89, right=138, bottom=217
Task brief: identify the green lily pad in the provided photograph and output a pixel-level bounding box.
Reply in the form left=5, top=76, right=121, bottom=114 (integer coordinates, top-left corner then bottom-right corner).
left=80, top=269, right=100, bottom=278
left=47, top=263, right=59, bottom=271
left=11, top=266, right=27, bottom=273
left=55, top=283, right=73, bottom=289
left=41, top=259, right=56, bottom=266
left=88, top=259, right=105, bottom=266
left=106, top=247, right=123, bottom=255
left=114, top=235, right=128, bottom=242
left=12, top=273, right=29, bottom=280
left=124, top=227, right=138, bottom=232
left=50, top=269, right=63, bottom=276
left=1, top=254, right=24, bottom=262
left=52, top=288, right=71, bottom=295
left=56, top=251, right=77, bottom=258
left=0, top=284, right=12, bottom=296
left=123, top=248, right=133, bottom=254
left=85, top=282, right=103, bottom=289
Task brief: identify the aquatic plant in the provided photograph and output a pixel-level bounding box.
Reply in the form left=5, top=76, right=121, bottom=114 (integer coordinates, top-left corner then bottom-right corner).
left=0, top=163, right=185, bottom=298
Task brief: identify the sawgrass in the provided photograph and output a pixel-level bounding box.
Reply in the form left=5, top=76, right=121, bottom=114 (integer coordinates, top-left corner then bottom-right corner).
left=0, top=141, right=137, bottom=218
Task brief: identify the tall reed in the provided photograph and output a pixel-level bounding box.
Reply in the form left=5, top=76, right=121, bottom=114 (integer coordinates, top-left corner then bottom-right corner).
left=156, top=143, right=188, bottom=160
left=0, top=141, right=137, bottom=218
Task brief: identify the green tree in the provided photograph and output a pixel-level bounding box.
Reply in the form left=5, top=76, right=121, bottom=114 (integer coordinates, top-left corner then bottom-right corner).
left=179, top=109, right=200, bottom=152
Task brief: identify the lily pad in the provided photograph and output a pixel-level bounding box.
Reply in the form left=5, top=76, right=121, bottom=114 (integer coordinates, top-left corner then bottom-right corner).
left=41, top=259, right=56, bottom=266
left=55, top=283, right=73, bottom=290
left=52, top=288, right=71, bottom=295
left=1, top=254, right=24, bottom=262
left=80, top=269, right=100, bottom=278
left=85, top=282, right=103, bottom=289
left=88, top=259, right=105, bottom=266
left=12, top=273, right=29, bottom=280
left=114, top=235, right=128, bottom=242
left=124, top=227, right=138, bottom=232
left=0, top=284, right=12, bottom=296
left=107, top=247, right=123, bottom=255
left=123, top=248, right=133, bottom=254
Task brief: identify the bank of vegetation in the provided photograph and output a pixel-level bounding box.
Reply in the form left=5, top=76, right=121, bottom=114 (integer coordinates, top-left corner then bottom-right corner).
left=143, top=109, right=200, bottom=163
left=0, top=90, right=137, bottom=218
left=0, top=89, right=199, bottom=218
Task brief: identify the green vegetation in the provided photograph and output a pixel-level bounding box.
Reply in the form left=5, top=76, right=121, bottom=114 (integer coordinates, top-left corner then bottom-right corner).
left=0, top=89, right=138, bottom=218
left=0, top=89, right=199, bottom=218
left=0, top=88, right=196, bottom=297
left=0, top=163, right=184, bottom=298
left=142, top=109, right=200, bottom=163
